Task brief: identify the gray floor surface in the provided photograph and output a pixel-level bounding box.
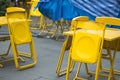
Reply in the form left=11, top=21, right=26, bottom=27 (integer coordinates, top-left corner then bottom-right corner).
left=0, top=20, right=120, bottom=80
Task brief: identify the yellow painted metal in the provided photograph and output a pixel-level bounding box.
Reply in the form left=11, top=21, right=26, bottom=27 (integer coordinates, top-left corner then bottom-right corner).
left=56, top=16, right=89, bottom=76
left=29, top=0, right=41, bottom=17
left=0, top=7, right=37, bottom=70
left=84, top=17, right=120, bottom=80
left=27, top=0, right=43, bottom=30
left=38, top=17, right=61, bottom=38
left=63, top=25, right=120, bottom=80
left=0, top=16, right=11, bottom=68
left=6, top=7, right=27, bottom=19
left=96, top=17, right=120, bottom=78
left=66, top=16, right=105, bottom=80
left=0, top=7, right=30, bottom=68
left=6, top=7, right=29, bottom=58
left=7, top=19, right=37, bottom=70
left=64, top=16, right=120, bottom=80
left=0, top=16, right=8, bottom=26
left=96, top=17, right=120, bottom=26
left=94, top=19, right=120, bottom=80
left=0, top=7, right=31, bottom=64
left=56, top=36, right=74, bottom=76
left=7, top=7, right=25, bottom=14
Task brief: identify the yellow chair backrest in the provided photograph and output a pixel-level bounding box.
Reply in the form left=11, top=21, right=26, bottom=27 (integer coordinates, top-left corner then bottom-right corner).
left=70, top=17, right=105, bottom=64
left=29, top=0, right=41, bottom=16
left=8, top=19, right=32, bottom=44
left=96, top=17, right=120, bottom=26
left=70, top=16, right=89, bottom=30
left=6, top=7, right=27, bottom=19
left=96, top=17, right=120, bottom=51
left=70, top=16, right=105, bottom=30
left=6, top=7, right=31, bottom=44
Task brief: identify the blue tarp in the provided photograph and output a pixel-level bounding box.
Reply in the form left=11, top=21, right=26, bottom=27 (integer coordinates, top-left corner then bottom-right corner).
left=37, top=0, right=120, bottom=28
left=37, top=0, right=95, bottom=21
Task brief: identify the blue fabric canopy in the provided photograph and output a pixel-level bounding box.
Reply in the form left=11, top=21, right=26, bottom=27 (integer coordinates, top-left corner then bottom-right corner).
left=36, top=0, right=120, bottom=28
left=37, top=0, right=62, bottom=21
left=37, top=0, right=95, bottom=21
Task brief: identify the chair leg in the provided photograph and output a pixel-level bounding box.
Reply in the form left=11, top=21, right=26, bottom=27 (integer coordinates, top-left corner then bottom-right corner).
left=38, top=17, right=52, bottom=36
left=11, top=36, right=37, bottom=70
left=56, top=41, right=67, bottom=76
left=84, top=63, right=93, bottom=76
left=30, top=17, right=41, bottom=30
left=11, top=39, right=19, bottom=69
left=0, top=42, right=11, bottom=67
left=106, top=47, right=114, bottom=80
left=95, top=57, right=101, bottom=80
left=39, top=15, right=43, bottom=29
left=101, top=49, right=116, bottom=80
left=74, top=63, right=82, bottom=80
left=106, top=52, right=120, bottom=75
left=56, top=42, right=75, bottom=76
left=0, top=42, right=24, bottom=66
left=101, top=40, right=120, bottom=79
left=0, top=42, right=11, bottom=57
left=84, top=56, right=109, bottom=79
left=70, top=60, right=75, bottom=72
left=51, top=21, right=59, bottom=38
left=66, top=54, right=71, bottom=80
left=56, top=37, right=74, bottom=76
left=30, top=40, right=37, bottom=63
left=108, top=56, right=114, bottom=80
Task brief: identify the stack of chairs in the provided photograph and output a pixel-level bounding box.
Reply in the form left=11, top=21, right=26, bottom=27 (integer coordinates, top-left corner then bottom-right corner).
left=65, top=16, right=106, bottom=80
left=56, top=16, right=120, bottom=80
left=0, top=7, right=37, bottom=70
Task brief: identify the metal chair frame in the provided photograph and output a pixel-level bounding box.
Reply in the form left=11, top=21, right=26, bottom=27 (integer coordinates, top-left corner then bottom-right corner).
left=66, top=16, right=106, bottom=80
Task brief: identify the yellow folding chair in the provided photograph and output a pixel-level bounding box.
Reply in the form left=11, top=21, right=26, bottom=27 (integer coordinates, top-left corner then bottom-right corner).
left=102, top=31, right=120, bottom=75
left=7, top=18, right=37, bottom=70
left=0, top=7, right=36, bottom=70
left=96, top=17, right=120, bottom=78
left=0, top=7, right=28, bottom=66
left=6, top=7, right=36, bottom=70
left=80, top=17, right=120, bottom=80
left=56, top=16, right=89, bottom=76
left=27, top=0, right=43, bottom=30
left=6, top=7, right=32, bottom=58
left=66, top=16, right=106, bottom=80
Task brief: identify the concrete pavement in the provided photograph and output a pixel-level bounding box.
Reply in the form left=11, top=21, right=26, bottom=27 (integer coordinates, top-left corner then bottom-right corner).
left=0, top=22, right=120, bottom=80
